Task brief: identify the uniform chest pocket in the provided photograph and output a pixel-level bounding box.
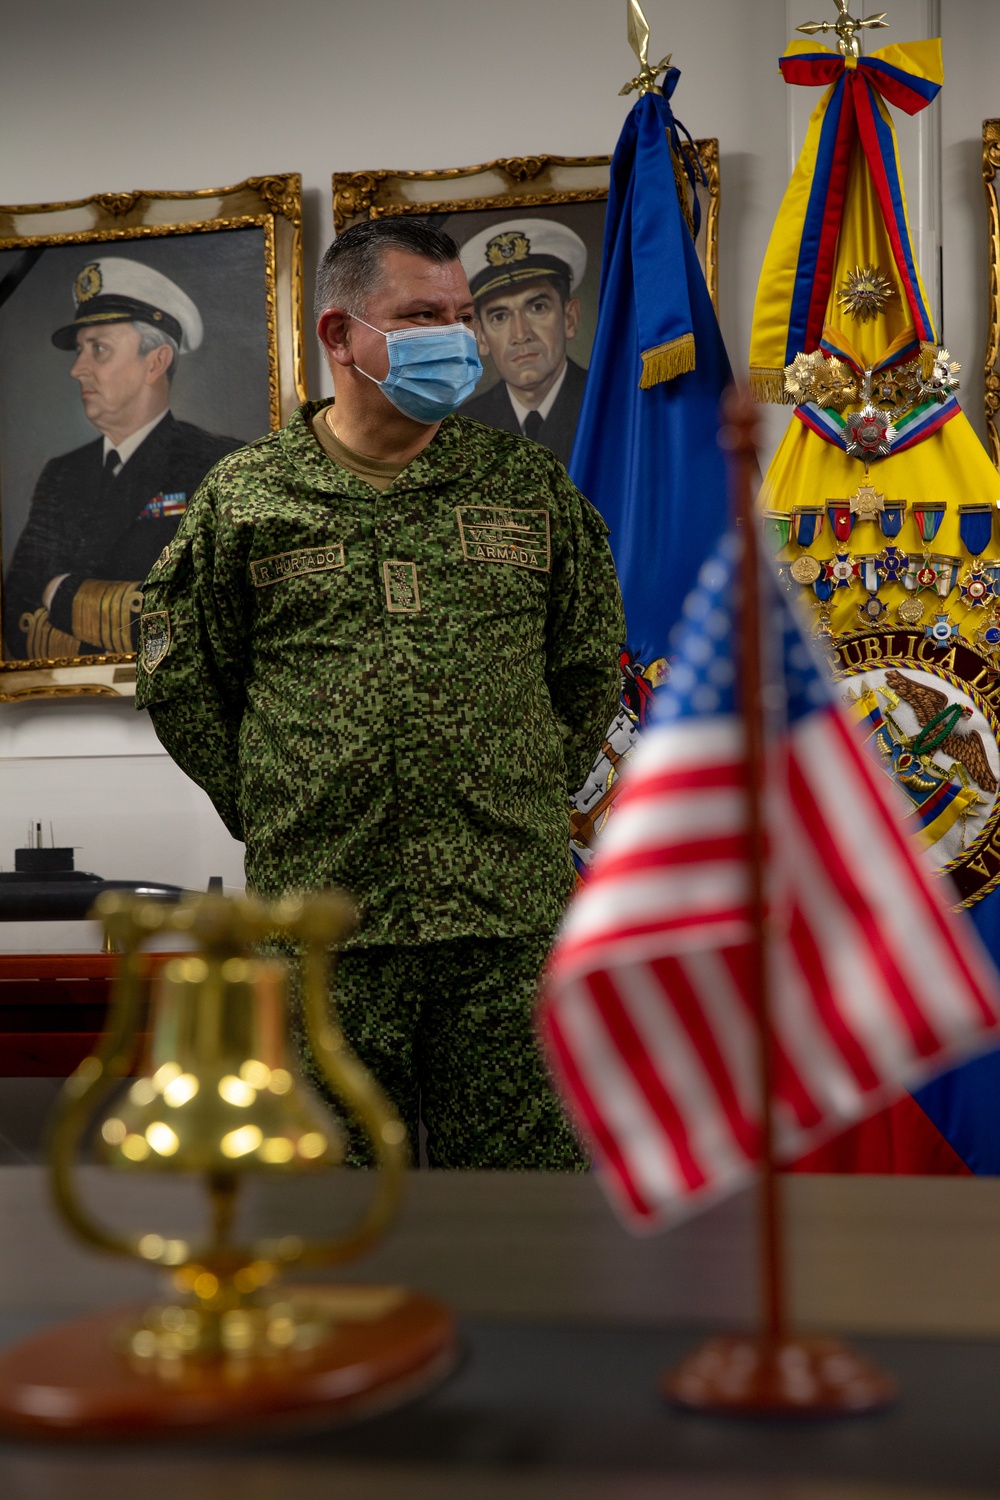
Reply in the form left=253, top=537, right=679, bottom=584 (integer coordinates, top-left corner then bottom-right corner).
left=247, top=540, right=359, bottom=641
left=447, top=506, right=551, bottom=626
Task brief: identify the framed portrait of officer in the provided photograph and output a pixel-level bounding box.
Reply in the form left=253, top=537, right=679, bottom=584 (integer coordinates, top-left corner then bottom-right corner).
left=333, top=150, right=719, bottom=468
left=0, top=175, right=306, bottom=701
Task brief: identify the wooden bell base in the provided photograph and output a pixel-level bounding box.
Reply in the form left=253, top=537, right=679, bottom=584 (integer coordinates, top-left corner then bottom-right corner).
left=0, top=1285, right=457, bottom=1441
left=663, top=1334, right=896, bottom=1417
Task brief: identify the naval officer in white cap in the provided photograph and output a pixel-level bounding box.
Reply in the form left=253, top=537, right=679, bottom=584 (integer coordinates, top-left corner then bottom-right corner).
left=3, top=256, right=242, bottom=661
left=460, top=219, right=588, bottom=467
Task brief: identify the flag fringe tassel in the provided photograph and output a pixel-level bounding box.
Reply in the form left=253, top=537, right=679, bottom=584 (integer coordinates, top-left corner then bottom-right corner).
left=639, top=334, right=696, bottom=388
left=749, top=367, right=794, bottom=404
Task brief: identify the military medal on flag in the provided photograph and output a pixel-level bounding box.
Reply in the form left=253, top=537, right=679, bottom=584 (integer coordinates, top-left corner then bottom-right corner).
left=539, top=0, right=1000, bottom=1417
left=743, top=0, right=1000, bottom=1173
left=539, top=390, right=1000, bottom=1414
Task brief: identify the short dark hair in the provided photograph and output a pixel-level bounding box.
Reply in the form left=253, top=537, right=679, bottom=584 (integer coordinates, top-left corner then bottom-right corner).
left=314, top=218, right=460, bottom=323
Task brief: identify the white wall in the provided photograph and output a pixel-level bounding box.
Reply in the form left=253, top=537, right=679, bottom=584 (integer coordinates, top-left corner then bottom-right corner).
left=1, top=0, right=998, bottom=948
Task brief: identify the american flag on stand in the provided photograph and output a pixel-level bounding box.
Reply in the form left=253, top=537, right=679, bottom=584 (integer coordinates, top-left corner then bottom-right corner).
left=539, top=535, right=1000, bottom=1227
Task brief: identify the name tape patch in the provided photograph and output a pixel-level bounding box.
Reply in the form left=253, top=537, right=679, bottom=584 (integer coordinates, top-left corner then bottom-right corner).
left=456, top=506, right=550, bottom=572
left=250, top=543, right=345, bottom=588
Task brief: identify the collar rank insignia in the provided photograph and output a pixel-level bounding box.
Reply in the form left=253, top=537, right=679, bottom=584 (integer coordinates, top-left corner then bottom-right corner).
left=925, top=612, right=960, bottom=647
left=824, top=552, right=859, bottom=589
left=960, top=564, right=996, bottom=609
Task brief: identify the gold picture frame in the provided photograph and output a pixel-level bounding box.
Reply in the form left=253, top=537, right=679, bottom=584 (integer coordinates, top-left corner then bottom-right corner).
left=332, top=148, right=718, bottom=474
left=984, top=120, right=1000, bottom=468
left=333, top=146, right=719, bottom=308
left=0, top=174, right=306, bottom=702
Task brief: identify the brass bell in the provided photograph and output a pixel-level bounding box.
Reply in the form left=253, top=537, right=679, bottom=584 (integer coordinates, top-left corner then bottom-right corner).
left=48, top=889, right=409, bottom=1361
left=99, top=953, right=343, bottom=1174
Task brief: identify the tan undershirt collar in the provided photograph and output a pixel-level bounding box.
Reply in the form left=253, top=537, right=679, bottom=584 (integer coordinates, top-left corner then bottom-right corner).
left=311, top=406, right=407, bottom=492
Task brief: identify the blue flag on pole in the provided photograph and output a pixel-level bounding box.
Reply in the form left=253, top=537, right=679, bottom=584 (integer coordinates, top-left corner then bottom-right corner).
left=569, top=73, right=733, bottom=668
left=566, top=73, right=733, bottom=871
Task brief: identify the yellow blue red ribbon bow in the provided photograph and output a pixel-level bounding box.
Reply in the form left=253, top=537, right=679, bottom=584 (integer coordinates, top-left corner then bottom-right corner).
left=749, top=38, right=943, bottom=399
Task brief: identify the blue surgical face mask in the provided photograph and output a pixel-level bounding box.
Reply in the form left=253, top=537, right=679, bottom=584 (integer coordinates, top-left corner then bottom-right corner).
left=351, top=315, right=482, bottom=424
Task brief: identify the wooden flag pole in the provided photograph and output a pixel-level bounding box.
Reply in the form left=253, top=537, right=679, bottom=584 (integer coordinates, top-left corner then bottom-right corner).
left=662, top=388, right=896, bottom=1416
left=730, top=389, right=787, bottom=1352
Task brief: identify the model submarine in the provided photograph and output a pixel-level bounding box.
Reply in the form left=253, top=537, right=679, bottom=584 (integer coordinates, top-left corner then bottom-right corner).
left=0, top=823, right=187, bottom=921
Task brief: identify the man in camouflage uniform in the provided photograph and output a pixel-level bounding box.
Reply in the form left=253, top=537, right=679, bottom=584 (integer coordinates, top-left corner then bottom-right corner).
left=136, top=218, right=624, bottom=1169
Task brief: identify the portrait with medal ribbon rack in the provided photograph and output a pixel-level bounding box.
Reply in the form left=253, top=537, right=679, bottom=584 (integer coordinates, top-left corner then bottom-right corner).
left=0, top=176, right=306, bottom=702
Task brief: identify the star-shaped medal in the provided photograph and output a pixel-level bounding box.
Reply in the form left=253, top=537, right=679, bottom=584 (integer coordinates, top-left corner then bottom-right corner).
left=918, top=348, right=962, bottom=403
left=960, top=564, right=996, bottom=608
left=845, top=405, right=896, bottom=461
left=823, top=553, right=859, bottom=589
left=915, top=555, right=939, bottom=591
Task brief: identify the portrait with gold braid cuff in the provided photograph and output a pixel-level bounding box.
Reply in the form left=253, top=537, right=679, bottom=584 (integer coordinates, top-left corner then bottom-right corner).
left=0, top=238, right=271, bottom=664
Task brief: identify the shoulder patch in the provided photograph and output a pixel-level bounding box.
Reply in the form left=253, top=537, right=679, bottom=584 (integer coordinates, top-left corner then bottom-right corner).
left=140, top=611, right=171, bottom=673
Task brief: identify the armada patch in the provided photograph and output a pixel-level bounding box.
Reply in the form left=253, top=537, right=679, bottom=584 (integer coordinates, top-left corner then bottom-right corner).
left=456, top=506, right=551, bottom=572
left=834, top=628, right=1000, bottom=905
left=140, top=611, right=171, bottom=673
left=250, top=544, right=345, bottom=588
left=383, top=559, right=421, bottom=614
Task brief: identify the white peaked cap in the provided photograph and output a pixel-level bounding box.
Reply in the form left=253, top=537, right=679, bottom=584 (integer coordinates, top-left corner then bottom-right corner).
left=459, top=218, right=587, bottom=303
left=52, top=256, right=203, bottom=353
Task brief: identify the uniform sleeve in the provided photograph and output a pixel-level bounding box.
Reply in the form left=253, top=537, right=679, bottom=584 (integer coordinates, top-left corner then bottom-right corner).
left=2, top=461, right=63, bottom=657
left=134, top=477, right=248, bottom=840
left=545, top=474, right=626, bottom=790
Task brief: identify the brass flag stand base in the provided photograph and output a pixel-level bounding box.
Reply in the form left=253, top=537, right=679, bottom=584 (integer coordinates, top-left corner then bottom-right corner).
left=664, top=1334, right=895, bottom=1417
left=0, top=1286, right=456, bottom=1440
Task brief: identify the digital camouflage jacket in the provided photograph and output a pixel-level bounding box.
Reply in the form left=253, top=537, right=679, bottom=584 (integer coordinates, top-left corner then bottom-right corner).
left=135, top=402, right=624, bottom=946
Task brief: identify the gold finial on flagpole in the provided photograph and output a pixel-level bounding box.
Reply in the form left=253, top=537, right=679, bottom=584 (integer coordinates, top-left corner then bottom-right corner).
left=797, top=0, right=888, bottom=59
left=619, top=0, right=672, bottom=97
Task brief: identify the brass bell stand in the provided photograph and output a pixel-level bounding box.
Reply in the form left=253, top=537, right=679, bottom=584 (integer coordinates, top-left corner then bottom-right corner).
left=0, top=891, right=457, bottom=1439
